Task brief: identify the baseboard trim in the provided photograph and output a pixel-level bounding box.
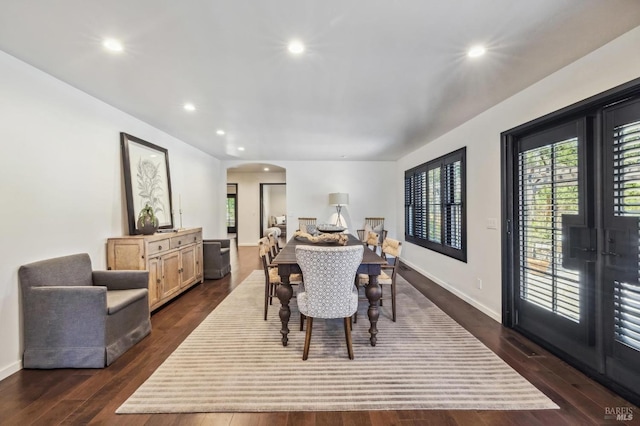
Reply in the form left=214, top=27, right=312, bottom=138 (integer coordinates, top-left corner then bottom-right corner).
left=401, top=259, right=502, bottom=323
left=0, top=359, right=22, bottom=381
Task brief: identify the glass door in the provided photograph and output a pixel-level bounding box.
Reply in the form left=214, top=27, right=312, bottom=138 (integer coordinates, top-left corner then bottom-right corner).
left=512, top=119, right=598, bottom=367
left=602, top=99, right=640, bottom=394
left=226, top=194, right=237, bottom=234
left=504, top=94, right=640, bottom=403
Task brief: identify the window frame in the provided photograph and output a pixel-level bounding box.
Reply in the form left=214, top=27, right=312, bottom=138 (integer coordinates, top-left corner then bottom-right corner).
left=405, top=147, right=467, bottom=262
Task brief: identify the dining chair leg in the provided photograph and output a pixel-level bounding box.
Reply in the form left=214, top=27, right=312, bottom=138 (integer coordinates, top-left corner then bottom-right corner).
left=303, top=317, right=313, bottom=360
left=269, top=282, right=276, bottom=305
left=392, top=281, right=397, bottom=322
left=344, top=317, right=354, bottom=360
left=300, top=313, right=305, bottom=331
left=264, top=280, right=270, bottom=321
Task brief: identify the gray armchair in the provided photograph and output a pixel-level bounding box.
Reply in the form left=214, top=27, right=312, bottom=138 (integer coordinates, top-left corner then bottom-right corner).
left=18, top=253, right=151, bottom=369
left=203, top=239, right=231, bottom=279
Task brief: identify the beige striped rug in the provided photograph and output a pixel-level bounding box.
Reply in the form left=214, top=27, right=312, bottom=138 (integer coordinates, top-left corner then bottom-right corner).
left=117, top=271, right=558, bottom=413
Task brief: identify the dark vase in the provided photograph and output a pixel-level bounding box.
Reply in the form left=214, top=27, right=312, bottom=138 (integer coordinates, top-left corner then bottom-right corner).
left=137, top=215, right=158, bottom=235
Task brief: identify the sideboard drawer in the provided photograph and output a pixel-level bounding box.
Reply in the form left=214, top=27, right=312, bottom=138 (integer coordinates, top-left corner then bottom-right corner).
left=170, top=235, right=191, bottom=249
left=148, top=238, right=171, bottom=255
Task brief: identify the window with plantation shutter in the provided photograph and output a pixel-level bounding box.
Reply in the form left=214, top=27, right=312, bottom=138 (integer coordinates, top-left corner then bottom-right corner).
left=405, top=147, right=466, bottom=262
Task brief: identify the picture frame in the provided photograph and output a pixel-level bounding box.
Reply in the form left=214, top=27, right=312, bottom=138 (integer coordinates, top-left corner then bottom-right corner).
left=120, top=132, right=174, bottom=235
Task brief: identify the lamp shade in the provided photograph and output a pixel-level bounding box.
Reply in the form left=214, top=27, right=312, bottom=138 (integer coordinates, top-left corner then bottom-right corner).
left=329, top=192, right=349, bottom=206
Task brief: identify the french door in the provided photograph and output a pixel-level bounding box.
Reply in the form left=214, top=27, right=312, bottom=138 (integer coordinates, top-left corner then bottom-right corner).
left=226, top=194, right=237, bottom=234
left=504, top=94, right=640, bottom=403
left=602, top=99, right=640, bottom=395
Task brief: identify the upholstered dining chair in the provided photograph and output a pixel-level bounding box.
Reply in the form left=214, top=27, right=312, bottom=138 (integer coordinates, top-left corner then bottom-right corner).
left=259, top=237, right=302, bottom=320
left=358, top=238, right=402, bottom=322
left=295, top=244, right=364, bottom=360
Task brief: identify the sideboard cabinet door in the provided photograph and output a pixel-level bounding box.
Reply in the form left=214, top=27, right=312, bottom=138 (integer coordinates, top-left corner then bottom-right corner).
left=107, top=228, right=203, bottom=311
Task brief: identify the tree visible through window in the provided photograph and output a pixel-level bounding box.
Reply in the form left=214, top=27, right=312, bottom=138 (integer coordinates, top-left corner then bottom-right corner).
left=405, top=147, right=466, bottom=262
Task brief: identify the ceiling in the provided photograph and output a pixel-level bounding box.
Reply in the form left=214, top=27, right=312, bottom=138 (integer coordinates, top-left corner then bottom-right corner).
left=2, top=1, right=640, bottom=162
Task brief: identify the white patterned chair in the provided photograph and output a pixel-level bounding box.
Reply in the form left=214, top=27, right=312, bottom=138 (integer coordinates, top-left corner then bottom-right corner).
left=295, top=244, right=364, bottom=360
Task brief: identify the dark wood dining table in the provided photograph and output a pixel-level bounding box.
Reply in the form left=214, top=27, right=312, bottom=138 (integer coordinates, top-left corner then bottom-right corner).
left=270, top=233, right=387, bottom=347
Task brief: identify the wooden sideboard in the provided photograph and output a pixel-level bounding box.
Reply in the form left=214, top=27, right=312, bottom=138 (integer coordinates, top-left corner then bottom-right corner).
left=107, top=227, right=203, bottom=311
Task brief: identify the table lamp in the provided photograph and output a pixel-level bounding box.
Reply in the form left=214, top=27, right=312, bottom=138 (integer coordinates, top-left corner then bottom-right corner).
left=329, top=192, right=349, bottom=228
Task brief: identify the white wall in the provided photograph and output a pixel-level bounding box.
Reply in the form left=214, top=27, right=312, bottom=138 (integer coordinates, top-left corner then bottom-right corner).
left=225, top=161, right=397, bottom=246
left=0, top=50, right=224, bottom=380
left=396, top=26, right=640, bottom=322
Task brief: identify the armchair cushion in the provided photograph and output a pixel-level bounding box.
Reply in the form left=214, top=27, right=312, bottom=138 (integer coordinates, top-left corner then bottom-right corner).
left=107, top=288, right=148, bottom=315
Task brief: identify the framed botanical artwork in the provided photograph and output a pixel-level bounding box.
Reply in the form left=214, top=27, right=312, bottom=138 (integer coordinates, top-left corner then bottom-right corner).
left=120, top=133, right=174, bottom=235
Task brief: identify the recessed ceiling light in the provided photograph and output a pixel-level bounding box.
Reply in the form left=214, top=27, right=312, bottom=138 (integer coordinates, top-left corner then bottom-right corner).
left=238, top=147, right=245, bottom=151
left=216, top=129, right=225, bottom=135
left=264, top=167, right=270, bottom=171
left=467, top=45, right=486, bottom=58
left=183, top=103, right=196, bottom=112
left=103, top=38, right=123, bottom=52
left=288, top=40, right=305, bottom=55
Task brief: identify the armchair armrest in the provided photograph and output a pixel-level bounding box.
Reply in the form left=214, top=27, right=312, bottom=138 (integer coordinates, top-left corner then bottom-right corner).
left=25, top=286, right=107, bottom=347
left=93, top=270, right=149, bottom=290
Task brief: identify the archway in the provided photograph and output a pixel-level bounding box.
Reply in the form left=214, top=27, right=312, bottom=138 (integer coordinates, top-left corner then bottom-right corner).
left=225, top=163, right=286, bottom=246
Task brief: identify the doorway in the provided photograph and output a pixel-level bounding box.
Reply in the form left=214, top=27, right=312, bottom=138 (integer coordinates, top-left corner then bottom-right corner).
left=502, top=82, right=640, bottom=405
left=260, top=183, right=286, bottom=238
left=227, top=183, right=237, bottom=234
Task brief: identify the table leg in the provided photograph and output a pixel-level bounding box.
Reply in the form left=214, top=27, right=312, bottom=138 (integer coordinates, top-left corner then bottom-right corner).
left=276, top=275, right=293, bottom=346
left=365, top=273, right=381, bottom=346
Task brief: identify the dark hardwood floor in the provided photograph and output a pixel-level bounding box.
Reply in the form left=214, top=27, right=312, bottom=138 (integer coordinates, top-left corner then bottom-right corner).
left=1, top=241, right=638, bottom=425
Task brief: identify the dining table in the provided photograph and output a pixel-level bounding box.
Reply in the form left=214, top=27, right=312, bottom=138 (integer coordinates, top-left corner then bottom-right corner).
left=270, top=233, right=388, bottom=347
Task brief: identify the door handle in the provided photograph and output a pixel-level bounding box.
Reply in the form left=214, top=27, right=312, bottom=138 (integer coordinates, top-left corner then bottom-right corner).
left=601, top=251, right=619, bottom=257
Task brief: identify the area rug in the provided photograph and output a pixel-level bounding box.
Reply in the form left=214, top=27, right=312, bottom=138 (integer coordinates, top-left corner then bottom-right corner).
left=117, top=271, right=558, bottom=413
